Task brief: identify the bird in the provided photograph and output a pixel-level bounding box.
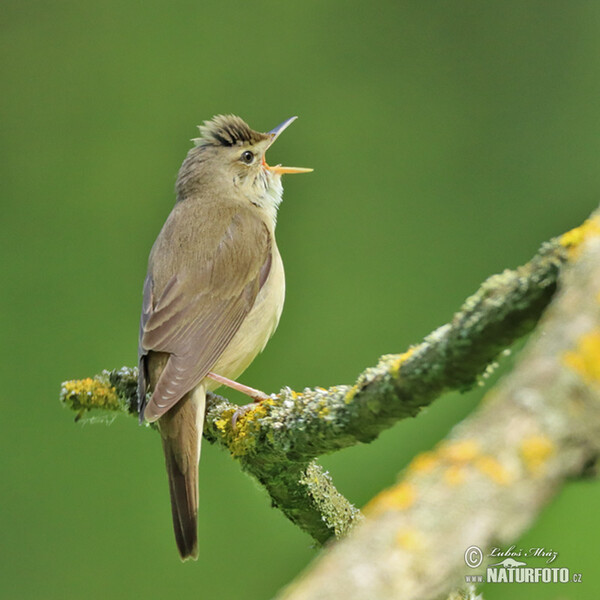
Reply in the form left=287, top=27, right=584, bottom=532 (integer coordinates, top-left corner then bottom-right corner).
left=137, top=115, right=312, bottom=560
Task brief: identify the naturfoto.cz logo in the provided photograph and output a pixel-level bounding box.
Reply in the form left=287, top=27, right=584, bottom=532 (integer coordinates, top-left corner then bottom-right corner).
left=464, top=545, right=583, bottom=585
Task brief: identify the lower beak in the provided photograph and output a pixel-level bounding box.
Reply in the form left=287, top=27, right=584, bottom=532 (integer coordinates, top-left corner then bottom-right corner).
left=263, top=116, right=313, bottom=175
left=263, top=160, right=313, bottom=175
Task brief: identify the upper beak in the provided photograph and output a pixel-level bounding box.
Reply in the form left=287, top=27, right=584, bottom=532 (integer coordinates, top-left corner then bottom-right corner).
left=263, top=116, right=313, bottom=175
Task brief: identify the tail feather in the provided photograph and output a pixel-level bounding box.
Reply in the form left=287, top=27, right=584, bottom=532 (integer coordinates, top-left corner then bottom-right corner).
left=163, top=442, right=198, bottom=559
left=158, top=386, right=206, bottom=561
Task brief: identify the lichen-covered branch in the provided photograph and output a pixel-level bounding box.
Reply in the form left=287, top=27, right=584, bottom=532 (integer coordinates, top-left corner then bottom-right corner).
left=276, top=217, right=600, bottom=600
left=60, top=214, right=598, bottom=544
left=61, top=369, right=363, bottom=543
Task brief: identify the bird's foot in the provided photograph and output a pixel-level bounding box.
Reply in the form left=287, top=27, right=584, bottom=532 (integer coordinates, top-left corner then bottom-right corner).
left=231, top=403, right=257, bottom=430
left=231, top=392, right=271, bottom=430
left=206, top=372, right=270, bottom=430
left=207, top=372, right=269, bottom=401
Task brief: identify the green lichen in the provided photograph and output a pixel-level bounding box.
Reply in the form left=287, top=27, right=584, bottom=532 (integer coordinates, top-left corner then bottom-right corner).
left=300, top=462, right=363, bottom=537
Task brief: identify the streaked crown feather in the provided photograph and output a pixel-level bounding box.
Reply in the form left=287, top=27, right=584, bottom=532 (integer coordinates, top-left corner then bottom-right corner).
left=193, top=115, right=269, bottom=148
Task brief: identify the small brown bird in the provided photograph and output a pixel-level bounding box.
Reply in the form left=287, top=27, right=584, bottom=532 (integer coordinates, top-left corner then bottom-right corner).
left=137, top=115, right=311, bottom=560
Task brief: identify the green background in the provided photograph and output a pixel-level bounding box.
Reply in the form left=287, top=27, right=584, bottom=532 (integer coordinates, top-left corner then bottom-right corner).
left=2, top=2, right=599, bottom=598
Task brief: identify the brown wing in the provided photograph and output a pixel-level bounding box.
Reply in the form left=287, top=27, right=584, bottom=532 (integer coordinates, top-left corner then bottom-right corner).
left=138, top=204, right=272, bottom=422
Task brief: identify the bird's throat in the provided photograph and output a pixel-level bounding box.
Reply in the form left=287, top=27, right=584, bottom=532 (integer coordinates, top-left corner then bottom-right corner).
left=247, top=172, right=283, bottom=226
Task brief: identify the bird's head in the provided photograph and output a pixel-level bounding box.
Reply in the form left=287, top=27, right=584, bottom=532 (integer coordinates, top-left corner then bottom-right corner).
left=176, top=115, right=312, bottom=220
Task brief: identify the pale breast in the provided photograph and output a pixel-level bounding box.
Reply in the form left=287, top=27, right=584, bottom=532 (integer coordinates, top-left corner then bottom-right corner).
left=206, top=245, right=285, bottom=388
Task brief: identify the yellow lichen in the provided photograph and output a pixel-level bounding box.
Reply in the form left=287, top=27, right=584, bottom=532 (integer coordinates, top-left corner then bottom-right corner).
left=318, top=404, right=330, bottom=417
left=396, top=528, right=423, bottom=551
left=443, top=464, right=466, bottom=486
left=560, top=217, right=600, bottom=257
left=363, top=481, right=416, bottom=515
left=563, top=329, right=600, bottom=385
left=407, top=451, right=438, bottom=474
left=390, top=348, right=416, bottom=378
left=225, top=399, right=276, bottom=457
left=344, top=384, right=359, bottom=404
left=475, top=455, right=512, bottom=485
left=439, top=439, right=481, bottom=463
left=214, top=408, right=236, bottom=433
left=61, top=377, right=119, bottom=412
left=520, top=435, right=555, bottom=475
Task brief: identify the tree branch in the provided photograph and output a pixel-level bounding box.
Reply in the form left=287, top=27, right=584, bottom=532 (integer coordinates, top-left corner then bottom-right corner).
left=275, top=212, right=600, bottom=600
left=60, top=214, right=595, bottom=544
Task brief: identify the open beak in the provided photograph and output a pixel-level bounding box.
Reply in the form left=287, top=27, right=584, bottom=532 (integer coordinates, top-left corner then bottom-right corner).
left=262, top=116, right=313, bottom=175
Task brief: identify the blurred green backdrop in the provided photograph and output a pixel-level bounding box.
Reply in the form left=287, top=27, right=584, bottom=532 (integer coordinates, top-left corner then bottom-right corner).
left=2, top=2, right=600, bottom=599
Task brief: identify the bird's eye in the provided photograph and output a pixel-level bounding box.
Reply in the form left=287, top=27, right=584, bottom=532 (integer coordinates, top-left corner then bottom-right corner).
left=240, top=150, right=254, bottom=164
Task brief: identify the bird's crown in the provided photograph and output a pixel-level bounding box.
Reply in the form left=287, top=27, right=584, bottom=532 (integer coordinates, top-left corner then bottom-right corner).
left=193, top=115, right=268, bottom=148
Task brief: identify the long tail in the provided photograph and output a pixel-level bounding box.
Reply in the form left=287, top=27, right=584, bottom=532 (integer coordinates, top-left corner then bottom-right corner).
left=158, top=385, right=206, bottom=561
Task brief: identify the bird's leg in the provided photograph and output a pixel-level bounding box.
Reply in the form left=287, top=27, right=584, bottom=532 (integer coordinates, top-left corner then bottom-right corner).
left=206, top=372, right=271, bottom=430
left=206, top=372, right=270, bottom=401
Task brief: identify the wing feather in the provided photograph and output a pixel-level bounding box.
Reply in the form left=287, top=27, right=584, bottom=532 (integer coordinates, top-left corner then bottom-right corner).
left=138, top=204, right=272, bottom=422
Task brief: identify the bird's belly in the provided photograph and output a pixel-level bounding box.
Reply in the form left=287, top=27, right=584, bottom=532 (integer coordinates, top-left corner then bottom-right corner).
left=205, top=248, right=285, bottom=389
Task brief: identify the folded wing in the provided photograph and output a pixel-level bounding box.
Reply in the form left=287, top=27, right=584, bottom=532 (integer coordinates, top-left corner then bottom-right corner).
left=138, top=207, right=272, bottom=422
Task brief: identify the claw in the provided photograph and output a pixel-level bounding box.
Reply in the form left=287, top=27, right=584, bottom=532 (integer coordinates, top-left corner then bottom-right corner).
left=231, top=403, right=256, bottom=430
left=230, top=390, right=272, bottom=430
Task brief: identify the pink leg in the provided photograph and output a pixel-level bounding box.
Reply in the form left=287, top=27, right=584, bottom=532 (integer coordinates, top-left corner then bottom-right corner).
left=207, top=372, right=269, bottom=402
